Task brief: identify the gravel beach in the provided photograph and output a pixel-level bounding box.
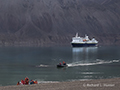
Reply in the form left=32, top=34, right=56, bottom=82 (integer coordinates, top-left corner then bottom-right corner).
left=0, top=78, right=120, bottom=90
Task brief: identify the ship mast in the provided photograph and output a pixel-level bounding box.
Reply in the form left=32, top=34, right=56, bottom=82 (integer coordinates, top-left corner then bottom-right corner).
left=75, top=33, right=78, bottom=37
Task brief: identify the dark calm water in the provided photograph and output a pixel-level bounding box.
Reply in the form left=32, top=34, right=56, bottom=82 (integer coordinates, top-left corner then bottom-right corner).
left=0, top=46, right=120, bottom=86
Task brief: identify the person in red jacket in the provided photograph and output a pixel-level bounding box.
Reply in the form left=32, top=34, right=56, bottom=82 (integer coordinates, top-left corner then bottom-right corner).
left=25, top=77, right=29, bottom=85
left=17, top=81, right=20, bottom=85
left=59, top=63, right=62, bottom=65
left=21, top=79, right=25, bottom=85
left=63, top=61, right=66, bottom=65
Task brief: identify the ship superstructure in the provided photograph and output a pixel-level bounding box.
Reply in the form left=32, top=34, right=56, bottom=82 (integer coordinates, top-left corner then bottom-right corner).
left=71, top=33, right=98, bottom=47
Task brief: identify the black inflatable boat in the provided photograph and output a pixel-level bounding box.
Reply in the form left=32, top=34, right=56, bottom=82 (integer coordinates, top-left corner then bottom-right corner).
left=57, top=64, right=68, bottom=68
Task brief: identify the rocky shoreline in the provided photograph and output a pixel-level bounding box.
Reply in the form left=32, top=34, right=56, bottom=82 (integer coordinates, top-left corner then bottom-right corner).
left=0, top=78, right=120, bottom=90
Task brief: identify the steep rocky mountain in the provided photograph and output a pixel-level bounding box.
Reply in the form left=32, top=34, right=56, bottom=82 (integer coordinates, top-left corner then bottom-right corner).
left=0, top=0, right=120, bottom=46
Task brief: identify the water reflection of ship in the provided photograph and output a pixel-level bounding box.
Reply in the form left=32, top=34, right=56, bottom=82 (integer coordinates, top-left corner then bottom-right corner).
left=72, top=47, right=98, bottom=62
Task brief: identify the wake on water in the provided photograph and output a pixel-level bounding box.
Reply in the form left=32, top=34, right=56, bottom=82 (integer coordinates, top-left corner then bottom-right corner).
left=35, top=59, right=120, bottom=84
left=36, top=64, right=50, bottom=67
left=67, top=59, right=120, bottom=67
left=36, top=59, right=120, bottom=68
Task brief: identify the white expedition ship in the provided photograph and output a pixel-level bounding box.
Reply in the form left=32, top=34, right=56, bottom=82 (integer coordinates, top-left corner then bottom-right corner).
left=71, top=33, right=98, bottom=47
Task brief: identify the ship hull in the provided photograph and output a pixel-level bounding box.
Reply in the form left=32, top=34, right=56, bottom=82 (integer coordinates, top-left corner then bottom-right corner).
left=71, top=43, right=97, bottom=47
